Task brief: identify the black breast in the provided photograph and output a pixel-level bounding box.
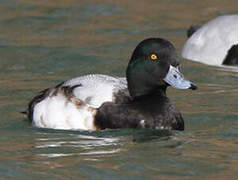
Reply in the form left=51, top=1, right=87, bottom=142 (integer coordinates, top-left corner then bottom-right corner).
left=94, top=92, right=184, bottom=131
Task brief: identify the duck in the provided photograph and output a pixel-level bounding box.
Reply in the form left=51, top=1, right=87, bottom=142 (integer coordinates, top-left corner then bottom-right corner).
left=25, top=38, right=197, bottom=131
left=182, top=15, right=238, bottom=66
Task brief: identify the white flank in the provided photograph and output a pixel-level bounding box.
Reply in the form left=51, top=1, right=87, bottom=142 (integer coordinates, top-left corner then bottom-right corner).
left=33, top=91, right=97, bottom=130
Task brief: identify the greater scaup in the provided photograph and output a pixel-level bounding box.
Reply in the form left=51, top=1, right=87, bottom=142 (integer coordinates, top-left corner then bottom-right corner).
left=25, top=38, right=197, bottom=131
left=182, top=15, right=238, bottom=66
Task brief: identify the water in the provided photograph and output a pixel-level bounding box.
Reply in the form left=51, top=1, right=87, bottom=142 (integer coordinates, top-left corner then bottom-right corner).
left=0, top=0, right=238, bottom=179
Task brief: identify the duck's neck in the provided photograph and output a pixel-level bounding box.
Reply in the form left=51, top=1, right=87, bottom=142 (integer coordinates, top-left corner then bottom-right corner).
left=131, top=86, right=167, bottom=100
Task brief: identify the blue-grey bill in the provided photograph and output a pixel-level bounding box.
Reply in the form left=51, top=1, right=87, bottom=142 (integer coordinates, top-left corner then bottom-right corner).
left=163, top=65, right=197, bottom=90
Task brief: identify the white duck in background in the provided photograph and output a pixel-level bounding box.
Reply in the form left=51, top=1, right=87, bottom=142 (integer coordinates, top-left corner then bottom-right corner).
left=182, top=15, right=238, bottom=66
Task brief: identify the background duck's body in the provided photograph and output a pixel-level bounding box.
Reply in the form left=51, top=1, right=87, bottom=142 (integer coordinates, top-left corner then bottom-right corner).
left=182, top=15, right=238, bottom=66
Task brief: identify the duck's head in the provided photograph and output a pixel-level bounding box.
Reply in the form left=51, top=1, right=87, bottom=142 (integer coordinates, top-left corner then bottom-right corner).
left=126, top=38, right=197, bottom=98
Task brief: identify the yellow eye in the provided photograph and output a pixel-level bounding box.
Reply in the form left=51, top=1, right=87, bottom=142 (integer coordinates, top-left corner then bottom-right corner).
left=150, top=54, right=158, bottom=60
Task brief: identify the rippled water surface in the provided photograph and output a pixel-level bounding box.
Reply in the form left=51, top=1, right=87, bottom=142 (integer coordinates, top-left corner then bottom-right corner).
left=1, top=0, right=238, bottom=179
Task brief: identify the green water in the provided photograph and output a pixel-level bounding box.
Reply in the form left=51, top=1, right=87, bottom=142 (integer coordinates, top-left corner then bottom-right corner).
left=0, top=0, right=238, bottom=179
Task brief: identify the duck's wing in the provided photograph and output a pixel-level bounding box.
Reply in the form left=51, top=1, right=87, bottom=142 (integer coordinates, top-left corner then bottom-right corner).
left=62, top=74, right=128, bottom=108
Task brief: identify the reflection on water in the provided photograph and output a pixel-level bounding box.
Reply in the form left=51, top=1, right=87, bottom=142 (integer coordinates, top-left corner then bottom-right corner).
left=33, top=129, right=174, bottom=159
left=1, top=0, right=238, bottom=179
left=35, top=134, right=122, bottom=158
left=35, top=135, right=120, bottom=149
